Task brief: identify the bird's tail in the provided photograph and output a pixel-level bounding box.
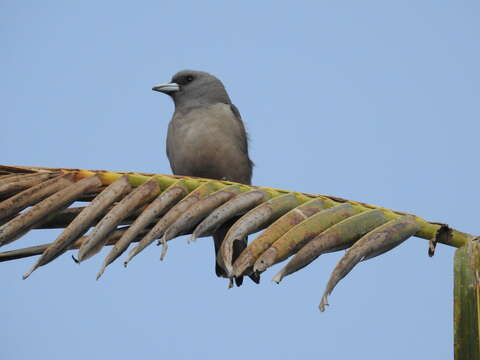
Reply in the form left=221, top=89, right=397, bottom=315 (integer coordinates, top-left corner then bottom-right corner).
left=213, top=218, right=260, bottom=286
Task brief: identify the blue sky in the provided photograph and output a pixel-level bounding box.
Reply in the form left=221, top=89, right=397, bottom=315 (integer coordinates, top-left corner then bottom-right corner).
left=1, top=2, right=479, bottom=359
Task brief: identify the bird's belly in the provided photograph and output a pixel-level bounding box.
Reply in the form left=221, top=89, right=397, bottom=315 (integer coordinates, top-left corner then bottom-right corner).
left=170, top=123, right=247, bottom=182
left=167, top=104, right=251, bottom=183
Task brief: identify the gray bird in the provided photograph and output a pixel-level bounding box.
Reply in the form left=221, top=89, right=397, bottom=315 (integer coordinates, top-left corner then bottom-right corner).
left=152, top=70, right=258, bottom=286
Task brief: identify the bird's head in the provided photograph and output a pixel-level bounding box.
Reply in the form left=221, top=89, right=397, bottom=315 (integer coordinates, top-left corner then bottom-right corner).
left=152, top=70, right=232, bottom=108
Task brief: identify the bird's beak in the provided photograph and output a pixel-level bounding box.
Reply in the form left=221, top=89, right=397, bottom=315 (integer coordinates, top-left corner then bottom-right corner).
left=152, top=82, right=180, bottom=94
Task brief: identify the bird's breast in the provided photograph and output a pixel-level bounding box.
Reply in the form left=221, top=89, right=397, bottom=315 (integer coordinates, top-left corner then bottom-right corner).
left=167, top=104, right=251, bottom=183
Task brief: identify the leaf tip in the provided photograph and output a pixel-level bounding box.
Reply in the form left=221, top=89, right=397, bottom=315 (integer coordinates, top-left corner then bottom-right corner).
left=160, top=238, right=169, bottom=261
left=96, top=264, right=106, bottom=280
left=319, top=294, right=329, bottom=312
left=189, top=233, right=197, bottom=243
left=22, top=264, right=37, bottom=280
left=272, top=269, right=285, bottom=284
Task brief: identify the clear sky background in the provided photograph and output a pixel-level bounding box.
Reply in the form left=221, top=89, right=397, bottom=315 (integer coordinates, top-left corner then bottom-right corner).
left=1, top=2, right=479, bottom=359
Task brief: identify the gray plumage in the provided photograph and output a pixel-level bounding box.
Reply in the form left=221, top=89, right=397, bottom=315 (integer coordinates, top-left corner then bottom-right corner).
left=153, top=70, right=257, bottom=285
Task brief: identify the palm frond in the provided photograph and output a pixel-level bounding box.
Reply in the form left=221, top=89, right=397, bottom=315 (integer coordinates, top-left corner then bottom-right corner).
left=0, top=164, right=476, bottom=310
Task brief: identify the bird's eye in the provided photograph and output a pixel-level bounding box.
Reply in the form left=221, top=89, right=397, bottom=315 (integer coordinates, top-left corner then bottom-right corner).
left=186, top=75, right=194, bottom=82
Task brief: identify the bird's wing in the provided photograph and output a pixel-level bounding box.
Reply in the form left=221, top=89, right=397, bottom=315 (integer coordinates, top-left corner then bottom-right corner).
left=230, top=104, right=254, bottom=171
